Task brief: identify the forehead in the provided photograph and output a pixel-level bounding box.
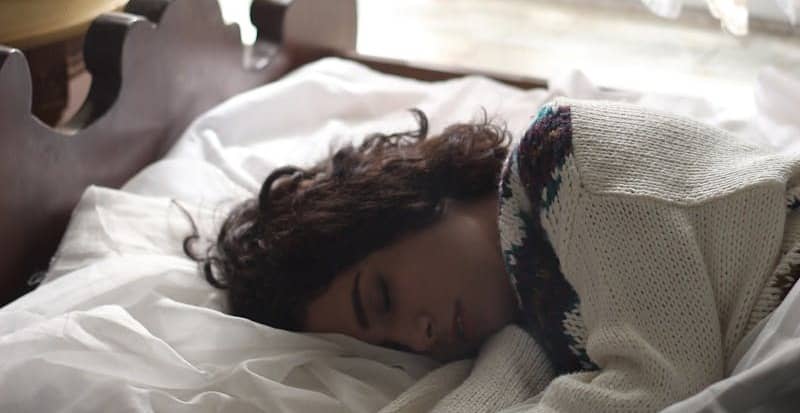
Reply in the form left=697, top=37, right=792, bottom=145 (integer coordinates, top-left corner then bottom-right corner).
left=370, top=222, right=450, bottom=266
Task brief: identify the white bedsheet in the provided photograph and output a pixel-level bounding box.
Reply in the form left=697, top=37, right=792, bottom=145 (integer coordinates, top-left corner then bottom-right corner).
left=1, top=57, right=799, bottom=413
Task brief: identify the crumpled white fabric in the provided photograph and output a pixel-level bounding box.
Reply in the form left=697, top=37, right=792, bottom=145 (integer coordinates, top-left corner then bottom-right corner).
left=753, top=66, right=800, bottom=153
left=1, top=187, right=439, bottom=413
left=0, top=57, right=798, bottom=412
left=641, top=0, right=798, bottom=35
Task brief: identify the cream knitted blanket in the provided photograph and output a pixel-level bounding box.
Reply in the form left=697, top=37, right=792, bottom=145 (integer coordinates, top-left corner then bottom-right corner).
left=383, top=99, right=800, bottom=413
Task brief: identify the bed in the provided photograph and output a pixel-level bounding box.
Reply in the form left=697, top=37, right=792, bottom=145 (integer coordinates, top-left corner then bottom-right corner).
left=2, top=0, right=800, bottom=411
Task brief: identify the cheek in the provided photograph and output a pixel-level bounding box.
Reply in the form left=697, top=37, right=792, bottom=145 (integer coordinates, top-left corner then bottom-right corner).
left=451, top=239, right=515, bottom=334
left=303, top=273, right=364, bottom=340
left=304, top=289, right=347, bottom=333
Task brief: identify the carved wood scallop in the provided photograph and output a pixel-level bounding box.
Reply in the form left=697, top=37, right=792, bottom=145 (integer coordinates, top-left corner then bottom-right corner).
left=0, top=0, right=296, bottom=305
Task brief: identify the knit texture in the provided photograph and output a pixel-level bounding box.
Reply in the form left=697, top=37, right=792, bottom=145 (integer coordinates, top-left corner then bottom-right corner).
left=379, top=360, right=474, bottom=413
left=498, top=103, right=595, bottom=374
left=491, top=98, right=800, bottom=412
left=431, top=325, right=554, bottom=413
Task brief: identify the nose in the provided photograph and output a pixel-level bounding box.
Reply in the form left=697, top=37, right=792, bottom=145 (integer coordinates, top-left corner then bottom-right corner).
left=408, top=313, right=436, bottom=353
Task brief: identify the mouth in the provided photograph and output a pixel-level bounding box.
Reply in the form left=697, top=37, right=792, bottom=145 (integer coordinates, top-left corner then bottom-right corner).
left=453, top=299, right=467, bottom=342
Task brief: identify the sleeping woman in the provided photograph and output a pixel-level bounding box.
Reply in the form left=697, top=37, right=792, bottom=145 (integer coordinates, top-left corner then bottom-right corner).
left=188, top=98, right=800, bottom=412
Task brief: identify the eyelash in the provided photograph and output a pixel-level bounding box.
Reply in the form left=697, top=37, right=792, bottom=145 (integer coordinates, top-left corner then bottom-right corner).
left=379, top=276, right=391, bottom=313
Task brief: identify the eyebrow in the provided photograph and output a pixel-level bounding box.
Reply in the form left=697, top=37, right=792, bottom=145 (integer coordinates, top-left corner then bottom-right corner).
left=352, top=271, right=370, bottom=330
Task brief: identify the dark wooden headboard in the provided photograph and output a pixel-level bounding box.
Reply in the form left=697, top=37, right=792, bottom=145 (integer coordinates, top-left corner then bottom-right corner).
left=0, top=0, right=296, bottom=306
left=0, top=0, right=547, bottom=306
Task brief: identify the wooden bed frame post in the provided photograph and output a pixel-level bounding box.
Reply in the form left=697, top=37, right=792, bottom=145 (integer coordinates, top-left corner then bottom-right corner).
left=252, top=0, right=357, bottom=51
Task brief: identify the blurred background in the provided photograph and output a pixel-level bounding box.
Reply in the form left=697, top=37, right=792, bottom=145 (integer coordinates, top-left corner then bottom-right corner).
left=217, top=0, right=800, bottom=117
left=351, top=0, right=800, bottom=117
left=1, top=0, right=798, bottom=125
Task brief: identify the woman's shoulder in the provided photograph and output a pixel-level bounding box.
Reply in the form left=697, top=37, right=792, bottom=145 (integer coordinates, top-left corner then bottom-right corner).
left=514, top=98, right=797, bottom=205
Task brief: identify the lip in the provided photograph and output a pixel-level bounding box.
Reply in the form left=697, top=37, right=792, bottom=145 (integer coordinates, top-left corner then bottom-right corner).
left=453, top=299, right=467, bottom=342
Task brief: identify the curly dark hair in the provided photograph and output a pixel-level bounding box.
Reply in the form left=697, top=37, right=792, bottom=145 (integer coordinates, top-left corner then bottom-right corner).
left=187, top=109, right=511, bottom=331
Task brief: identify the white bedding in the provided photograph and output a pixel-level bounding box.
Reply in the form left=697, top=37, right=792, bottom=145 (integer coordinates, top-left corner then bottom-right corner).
left=1, top=57, right=799, bottom=413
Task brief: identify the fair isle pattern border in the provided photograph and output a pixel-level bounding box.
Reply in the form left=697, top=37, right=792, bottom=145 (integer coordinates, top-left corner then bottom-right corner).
left=499, top=103, right=597, bottom=374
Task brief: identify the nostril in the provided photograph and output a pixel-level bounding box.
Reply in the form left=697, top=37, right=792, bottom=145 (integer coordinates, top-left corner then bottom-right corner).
left=426, top=322, right=433, bottom=339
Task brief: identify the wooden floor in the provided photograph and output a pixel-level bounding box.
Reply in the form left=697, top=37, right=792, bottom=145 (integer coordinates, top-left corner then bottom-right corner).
left=222, top=0, right=800, bottom=114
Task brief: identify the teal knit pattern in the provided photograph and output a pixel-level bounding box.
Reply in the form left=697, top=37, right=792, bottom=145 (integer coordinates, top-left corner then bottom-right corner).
left=498, top=103, right=596, bottom=374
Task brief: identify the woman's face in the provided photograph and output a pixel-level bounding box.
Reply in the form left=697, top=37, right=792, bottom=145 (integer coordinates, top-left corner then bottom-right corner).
left=304, top=195, right=517, bottom=362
